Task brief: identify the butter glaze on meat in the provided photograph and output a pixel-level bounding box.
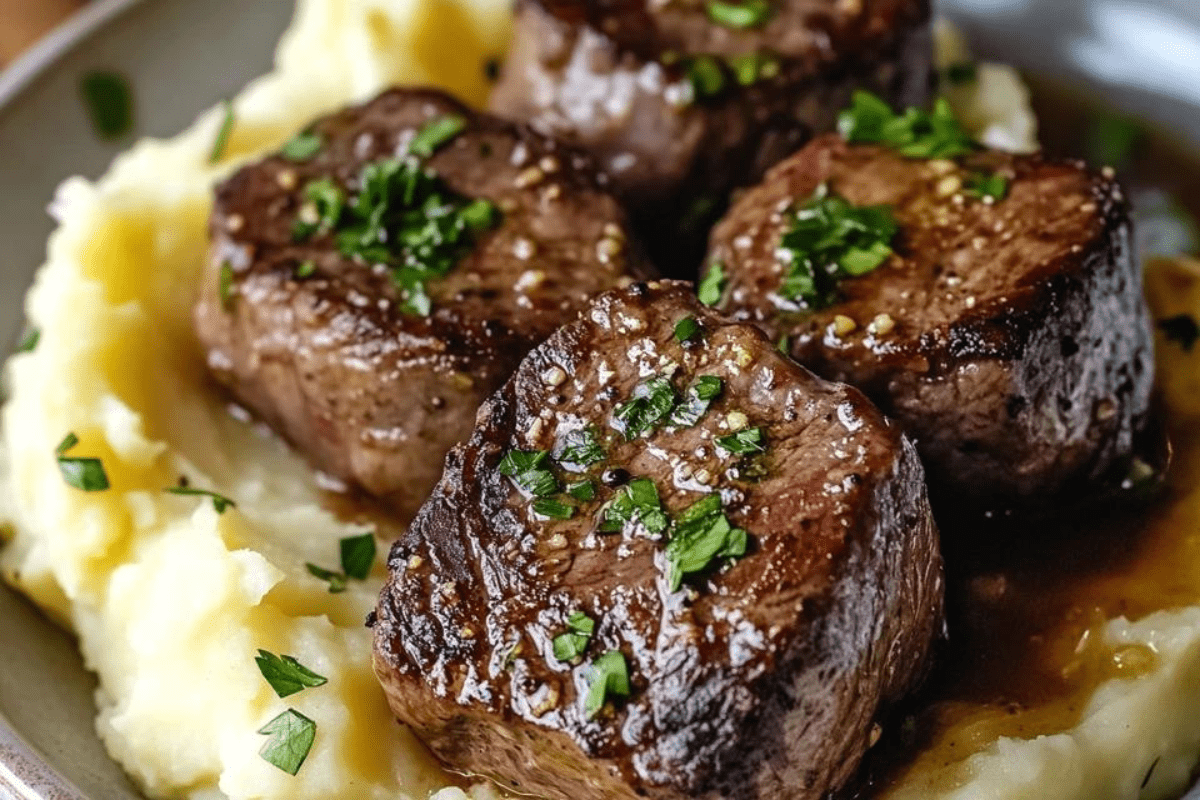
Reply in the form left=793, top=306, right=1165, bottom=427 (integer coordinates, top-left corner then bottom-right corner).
left=373, top=281, right=944, bottom=800
left=707, top=135, right=1155, bottom=507
left=489, top=0, right=933, bottom=271
left=194, top=89, right=650, bottom=522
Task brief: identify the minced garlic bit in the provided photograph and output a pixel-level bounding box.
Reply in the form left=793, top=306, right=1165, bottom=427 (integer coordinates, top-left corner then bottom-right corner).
left=542, top=366, right=567, bottom=387
left=832, top=314, right=857, bottom=336
left=515, top=165, right=545, bottom=188
left=868, top=313, right=895, bottom=336
left=725, top=410, right=749, bottom=432
left=407, top=555, right=424, bottom=570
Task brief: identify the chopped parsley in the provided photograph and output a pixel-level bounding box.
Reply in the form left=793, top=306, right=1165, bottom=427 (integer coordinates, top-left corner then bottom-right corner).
left=16, top=328, right=39, bottom=354
left=165, top=486, right=236, bottom=514
left=728, top=51, right=780, bottom=86
left=698, top=261, right=726, bottom=306
left=1159, top=314, right=1200, bottom=352
left=838, top=91, right=976, bottom=159
left=210, top=100, right=235, bottom=163
left=306, top=532, right=376, bottom=592
left=292, top=178, right=344, bottom=240
left=281, top=130, right=324, bottom=161
left=295, top=260, right=317, bottom=279
left=255, top=650, right=328, bottom=698
left=706, top=0, right=772, bottom=29
left=613, top=377, right=678, bottom=440
left=339, top=532, right=377, bottom=581
left=566, top=479, right=597, bottom=502
left=1086, top=114, right=1143, bottom=169
left=80, top=71, right=133, bottom=140
left=498, top=450, right=560, bottom=496
left=584, top=650, right=630, bottom=718
left=685, top=55, right=726, bottom=101
left=668, top=375, right=723, bottom=429
left=257, top=709, right=317, bottom=775
left=965, top=172, right=1008, bottom=202
left=777, top=184, right=898, bottom=308
left=665, top=494, right=747, bottom=591
left=408, top=115, right=467, bottom=158
left=533, top=497, right=576, bottom=520
left=56, top=433, right=109, bottom=492
left=601, top=478, right=669, bottom=535
left=293, top=156, right=500, bottom=316
left=717, top=426, right=766, bottom=454
left=557, top=427, right=606, bottom=468
left=552, top=611, right=595, bottom=662
left=218, top=262, right=236, bottom=311
left=674, top=316, right=702, bottom=343
left=943, top=62, right=978, bottom=85
left=305, top=562, right=348, bottom=594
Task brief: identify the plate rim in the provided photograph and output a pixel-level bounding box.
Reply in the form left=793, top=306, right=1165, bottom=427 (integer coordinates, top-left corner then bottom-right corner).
left=0, top=4, right=151, bottom=797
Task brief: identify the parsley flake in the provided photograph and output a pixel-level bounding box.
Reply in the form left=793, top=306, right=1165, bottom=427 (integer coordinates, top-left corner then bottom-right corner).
left=613, top=377, right=678, bottom=439
left=1160, top=314, right=1200, bottom=352
left=257, top=709, right=317, bottom=775
left=665, top=494, right=748, bottom=591
left=584, top=650, right=630, bottom=718
left=943, top=62, right=978, bottom=85
left=56, top=433, right=109, bottom=492
left=668, top=375, right=723, bottom=428
left=218, top=262, right=236, bottom=311
left=838, top=91, right=976, bottom=159
left=601, top=478, right=669, bottom=535
left=1086, top=114, right=1143, bottom=169
left=295, top=260, right=317, bottom=279
left=685, top=55, right=726, bottom=101
left=533, top=497, right=576, bottom=520
left=165, top=486, right=236, bottom=514
left=698, top=261, right=727, bottom=306
left=566, top=479, right=597, bottom=502
left=557, top=427, right=606, bottom=469
left=965, top=172, right=1008, bottom=202
left=728, top=51, right=780, bottom=86
left=777, top=184, right=897, bottom=308
left=210, top=100, right=235, bottom=164
left=717, top=426, right=766, bottom=454
left=255, top=650, right=328, bottom=698
left=305, top=563, right=348, bottom=594
left=552, top=611, right=595, bottom=662
left=81, top=71, right=133, bottom=140
left=706, top=0, right=772, bottom=29
left=340, top=532, right=377, bottom=581
left=674, top=316, right=702, bottom=343
left=16, top=329, right=39, bottom=354
left=408, top=115, right=467, bottom=158
left=499, top=450, right=560, bottom=497
left=281, top=131, right=323, bottom=161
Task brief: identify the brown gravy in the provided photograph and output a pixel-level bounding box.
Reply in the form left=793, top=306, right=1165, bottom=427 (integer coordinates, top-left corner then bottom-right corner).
left=858, top=78, right=1200, bottom=797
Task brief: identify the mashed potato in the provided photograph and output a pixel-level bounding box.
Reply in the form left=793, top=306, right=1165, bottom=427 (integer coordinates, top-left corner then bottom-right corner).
left=0, top=3, right=1197, bottom=800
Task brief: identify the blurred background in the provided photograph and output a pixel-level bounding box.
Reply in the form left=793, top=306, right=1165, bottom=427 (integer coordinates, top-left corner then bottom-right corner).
left=0, top=0, right=82, bottom=66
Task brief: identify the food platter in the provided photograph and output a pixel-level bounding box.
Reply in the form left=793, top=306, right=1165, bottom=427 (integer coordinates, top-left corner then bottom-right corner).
left=2, top=0, right=1200, bottom=799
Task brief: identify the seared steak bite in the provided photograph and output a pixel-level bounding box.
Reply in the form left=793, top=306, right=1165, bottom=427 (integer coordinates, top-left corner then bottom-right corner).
left=488, top=0, right=933, bottom=271
left=706, top=130, right=1155, bottom=507
left=195, top=88, right=650, bottom=522
left=373, top=281, right=944, bottom=800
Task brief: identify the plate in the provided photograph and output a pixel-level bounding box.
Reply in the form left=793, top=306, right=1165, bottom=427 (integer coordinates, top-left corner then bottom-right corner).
left=1, top=0, right=1199, bottom=798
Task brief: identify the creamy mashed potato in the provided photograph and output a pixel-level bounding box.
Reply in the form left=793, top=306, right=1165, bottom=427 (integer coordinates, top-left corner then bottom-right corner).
left=0, top=3, right=1197, bottom=800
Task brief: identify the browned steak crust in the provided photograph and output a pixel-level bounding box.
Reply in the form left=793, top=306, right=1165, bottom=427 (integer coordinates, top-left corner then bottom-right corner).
left=373, top=280, right=944, bottom=799
left=489, top=0, right=932, bottom=272
left=195, top=88, right=650, bottom=522
left=707, top=134, right=1155, bottom=507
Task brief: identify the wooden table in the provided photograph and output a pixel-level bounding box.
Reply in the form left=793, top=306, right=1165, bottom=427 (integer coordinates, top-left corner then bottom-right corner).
left=0, top=0, right=85, bottom=67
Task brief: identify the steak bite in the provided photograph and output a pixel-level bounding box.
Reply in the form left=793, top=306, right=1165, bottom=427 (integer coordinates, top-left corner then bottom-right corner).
left=194, top=89, right=650, bottom=522
left=705, top=129, right=1155, bottom=507
left=373, top=281, right=944, bottom=800
left=488, top=0, right=933, bottom=271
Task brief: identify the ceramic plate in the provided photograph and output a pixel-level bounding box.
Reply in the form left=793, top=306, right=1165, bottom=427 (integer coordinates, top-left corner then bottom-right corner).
left=2, top=0, right=1199, bottom=798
